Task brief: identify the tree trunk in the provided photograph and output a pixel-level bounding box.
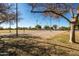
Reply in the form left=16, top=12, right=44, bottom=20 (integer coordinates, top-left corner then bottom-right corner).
left=69, top=23, right=75, bottom=43
left=78, top=25, right=79, bottom=29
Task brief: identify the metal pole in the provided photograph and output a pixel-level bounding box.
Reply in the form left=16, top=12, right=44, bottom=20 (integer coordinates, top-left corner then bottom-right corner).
left=16, top=3, right=18, bottom=37
left=9, top=21, right=11, bottom=33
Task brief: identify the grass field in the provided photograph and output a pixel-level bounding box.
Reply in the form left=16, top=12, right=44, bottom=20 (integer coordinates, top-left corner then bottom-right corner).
left=0, top=30, right=79, bottom=56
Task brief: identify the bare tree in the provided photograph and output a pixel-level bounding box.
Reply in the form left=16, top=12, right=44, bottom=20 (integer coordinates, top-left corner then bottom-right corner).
left=29, top=3, right=79, bottom=43
left=0, top=3, right=21, bottom=37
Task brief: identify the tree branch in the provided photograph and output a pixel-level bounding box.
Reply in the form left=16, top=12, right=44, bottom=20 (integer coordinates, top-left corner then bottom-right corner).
left=31, top=10, right=71, bottom=23
left=0, top=20, right=6, bottom=24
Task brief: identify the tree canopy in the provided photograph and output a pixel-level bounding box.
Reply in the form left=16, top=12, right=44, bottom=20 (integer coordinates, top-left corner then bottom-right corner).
left=29, top=3, right=79, bottom=23
left=0, top=3, right=17, bottom=24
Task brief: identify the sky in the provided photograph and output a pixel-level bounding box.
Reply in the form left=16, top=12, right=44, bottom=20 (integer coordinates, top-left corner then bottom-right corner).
left=1, top=3, right=77, bottom=28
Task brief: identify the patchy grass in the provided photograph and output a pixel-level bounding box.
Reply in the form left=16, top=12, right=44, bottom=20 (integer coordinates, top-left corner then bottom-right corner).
left=49, top=31, right=79, bottom=44
left=0, top=33, right=70, bottom=56
left=0, top=38, right=70, bottom=56
left=49, top=32, right=70, bottom=44
left=0, top=31, right=79, bottom=56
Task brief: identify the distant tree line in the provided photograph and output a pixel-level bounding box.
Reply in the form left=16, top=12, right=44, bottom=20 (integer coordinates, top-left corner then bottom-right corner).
left=0, top=25, right=72, bottom=30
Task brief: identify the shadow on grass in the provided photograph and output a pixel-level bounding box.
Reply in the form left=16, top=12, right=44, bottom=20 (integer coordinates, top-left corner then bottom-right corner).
left=0, top=34, right=41, bottom=39
left=0, top=34, right=79, bottom=56
left=74, top=42, right=79, bottom=44
left=0, top=39, right=71, bottom=56
left=0, top=42, right=69, bottom=56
